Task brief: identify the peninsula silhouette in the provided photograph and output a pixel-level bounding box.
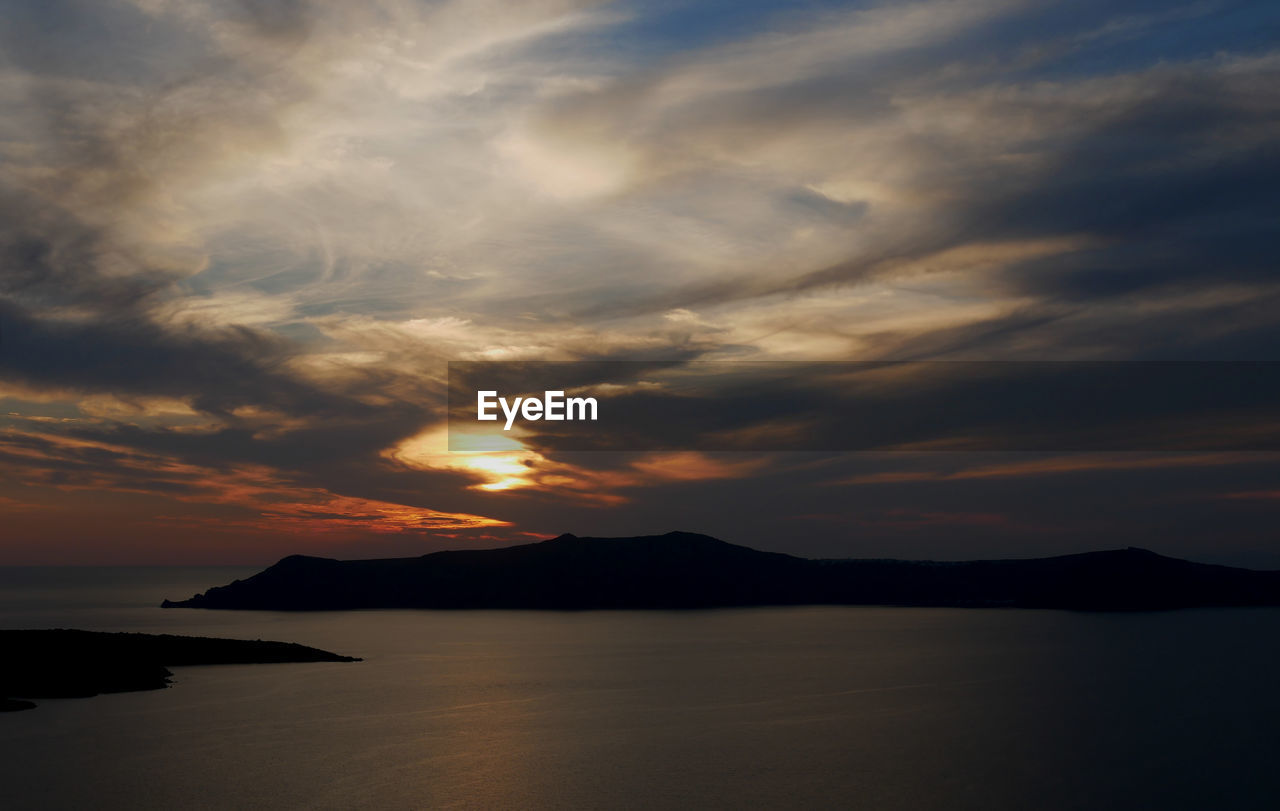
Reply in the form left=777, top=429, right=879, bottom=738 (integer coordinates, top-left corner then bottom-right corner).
left=1, top=630, right=360, bottom=712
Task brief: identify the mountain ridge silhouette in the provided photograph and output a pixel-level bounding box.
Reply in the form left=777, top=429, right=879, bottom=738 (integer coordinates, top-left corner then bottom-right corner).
left=162, top=532, right=1280, bottom=611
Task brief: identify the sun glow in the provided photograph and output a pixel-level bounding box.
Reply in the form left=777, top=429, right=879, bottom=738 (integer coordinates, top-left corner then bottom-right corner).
left=385, top=425, right=543, bottom=492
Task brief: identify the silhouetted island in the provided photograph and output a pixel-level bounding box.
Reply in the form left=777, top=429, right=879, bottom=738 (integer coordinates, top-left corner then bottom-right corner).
left=162, top=532, right=1280, bottom=612
left=0, top=630, right=360, bottom=712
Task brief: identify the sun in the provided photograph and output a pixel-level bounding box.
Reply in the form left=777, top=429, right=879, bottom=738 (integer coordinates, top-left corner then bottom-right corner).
left=384, top=425, right=542, bottom=492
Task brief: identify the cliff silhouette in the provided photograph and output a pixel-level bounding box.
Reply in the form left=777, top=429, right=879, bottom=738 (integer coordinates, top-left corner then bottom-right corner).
left=162, top=532, right=1280, bottom=612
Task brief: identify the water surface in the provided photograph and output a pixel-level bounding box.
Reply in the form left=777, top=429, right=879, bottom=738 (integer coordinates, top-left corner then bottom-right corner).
left=1, top=567, right=1276, bottom=809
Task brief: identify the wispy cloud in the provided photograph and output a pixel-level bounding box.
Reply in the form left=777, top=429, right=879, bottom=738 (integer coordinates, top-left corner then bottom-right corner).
left=1, top=0, right=1277, bottom=561
left=0, top=428, right=510, bottom=533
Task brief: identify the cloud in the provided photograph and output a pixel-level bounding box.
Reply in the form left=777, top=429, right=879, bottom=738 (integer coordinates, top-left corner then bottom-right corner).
left=830, top=452, right=1280, bottom=486
left=0, top=298, right=326, bottom=416
left=1, top=0, right=1278, bottom=560
left=385, top=422, right=771, bottom=504
left=0, top=427, right=510, bottom=533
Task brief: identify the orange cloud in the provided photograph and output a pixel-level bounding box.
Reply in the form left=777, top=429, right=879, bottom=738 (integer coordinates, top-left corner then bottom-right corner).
left=195, top=493, right=510, bottom=534
left=0, top=429, right=509, bottom=536
left=385, top=425, right=772, bottom=505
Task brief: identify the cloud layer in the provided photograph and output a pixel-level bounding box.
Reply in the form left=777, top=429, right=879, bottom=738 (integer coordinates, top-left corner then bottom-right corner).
left=1, top=0, right=1278, bottom=562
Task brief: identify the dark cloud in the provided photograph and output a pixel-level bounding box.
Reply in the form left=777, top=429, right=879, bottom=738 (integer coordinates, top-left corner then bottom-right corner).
left=864, top=289, right=1280, bottom=362
left=451, top=360, right=1280, bottom=453
left=0, top=193, right=175, bottom=311
left=0, top=298, right=345, bottom=417
left=232, top=0, right=315, bottom=43
left=0, top=0, right=210, bottom=83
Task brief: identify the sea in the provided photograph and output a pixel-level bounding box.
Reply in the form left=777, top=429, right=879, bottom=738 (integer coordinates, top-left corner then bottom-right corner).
left=1, top=566, right=1278, bottom=810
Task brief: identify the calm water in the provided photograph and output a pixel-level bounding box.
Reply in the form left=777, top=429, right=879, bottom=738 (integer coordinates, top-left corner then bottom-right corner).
left=1, top=567, right=1278, bottom=810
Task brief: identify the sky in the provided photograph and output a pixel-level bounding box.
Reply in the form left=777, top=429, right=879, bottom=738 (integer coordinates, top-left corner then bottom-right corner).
left=1, top=0, right=1278, bottom=565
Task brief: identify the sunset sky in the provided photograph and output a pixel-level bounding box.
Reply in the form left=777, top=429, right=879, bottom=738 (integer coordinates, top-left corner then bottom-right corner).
left=2, top=0, right=1278, bottom=565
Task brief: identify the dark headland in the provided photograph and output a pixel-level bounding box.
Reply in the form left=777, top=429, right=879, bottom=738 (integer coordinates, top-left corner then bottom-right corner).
left=162, top=531, right=1280, bottom=612
left=0, top=630, right=360, bottom=712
